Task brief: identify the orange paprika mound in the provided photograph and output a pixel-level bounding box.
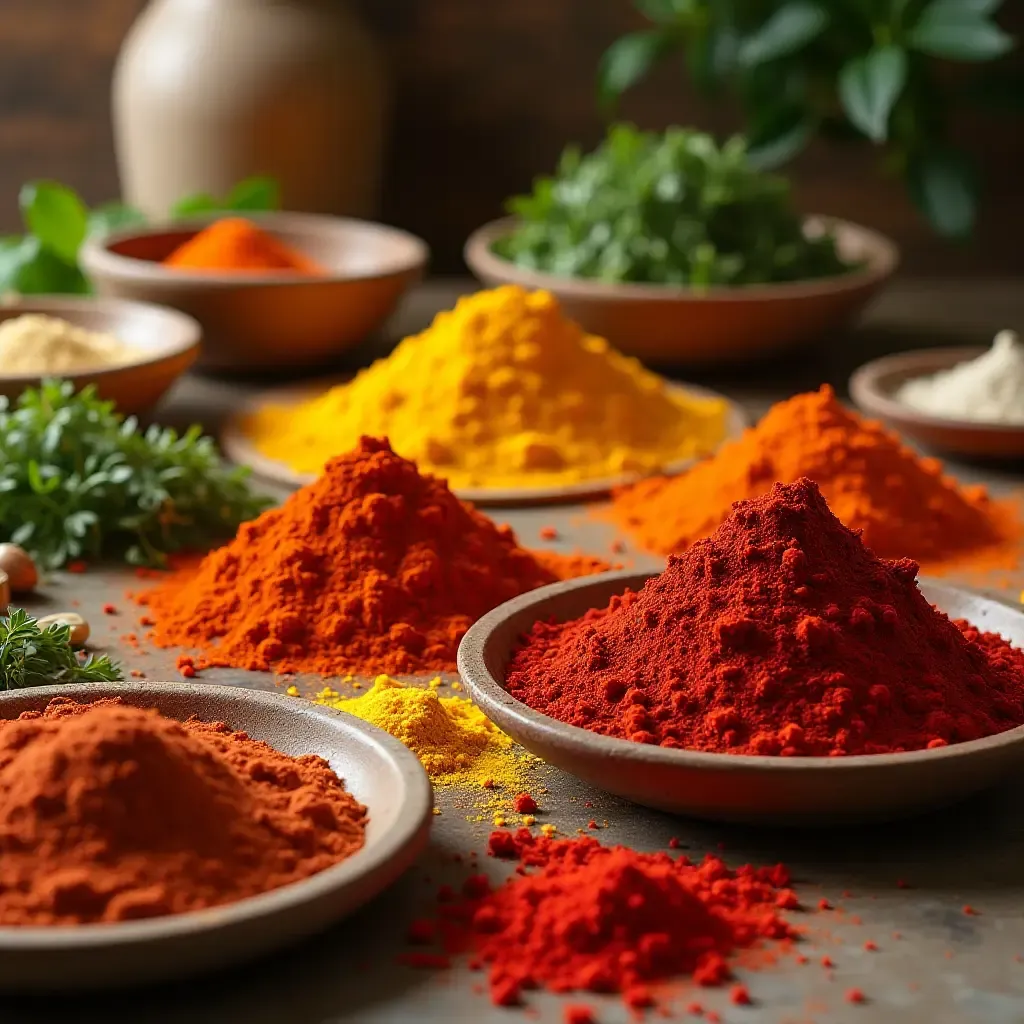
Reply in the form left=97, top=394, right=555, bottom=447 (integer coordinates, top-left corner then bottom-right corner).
left=163, top=217, right=324, bottom=273
left=0, top=698, right=366, bottom=926
left=138, top=437, right=607, bottom=676
left=609, top=385, right=1021, bottom=574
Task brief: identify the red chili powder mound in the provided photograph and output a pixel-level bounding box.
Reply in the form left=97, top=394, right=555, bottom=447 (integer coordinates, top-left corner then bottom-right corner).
left=416, top=829, right=797, bottom=1010
left=0, top=697, right=367, bottom=925
left=607, top=386, right=1022, bottom=574
left=508, top=478, right=1024, bottom=756
left=137, top=437, right=608, bottom=676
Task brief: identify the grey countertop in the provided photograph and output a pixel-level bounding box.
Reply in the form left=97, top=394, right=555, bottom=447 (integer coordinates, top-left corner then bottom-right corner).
left=8, top=279, right=1024, bottom=1023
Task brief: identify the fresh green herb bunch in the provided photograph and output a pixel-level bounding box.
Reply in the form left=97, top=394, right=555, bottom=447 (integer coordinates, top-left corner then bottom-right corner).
left=0, top=176, right=279, bottom=296
left=0, top=380, right=271, bottom=570
left=495, top=124, right=851, bottom=287
left=0, top=608, right=120, bottom=691
left=599, top=0, right=1019, bottom=238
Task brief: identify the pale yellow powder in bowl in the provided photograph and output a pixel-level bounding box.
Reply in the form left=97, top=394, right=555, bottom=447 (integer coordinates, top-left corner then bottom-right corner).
left=0, top=314, right=139, bottom=374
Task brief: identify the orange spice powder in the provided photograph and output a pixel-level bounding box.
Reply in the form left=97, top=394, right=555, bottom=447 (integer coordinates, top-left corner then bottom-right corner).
left=164, top=217, right=324, bottom=273
left=608, top=386, right=1022, bottom=576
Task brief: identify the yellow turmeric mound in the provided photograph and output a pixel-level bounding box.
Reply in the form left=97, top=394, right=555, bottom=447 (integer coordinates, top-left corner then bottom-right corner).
left=243, top=286, right=728, bottom=489
left=317, top=675, right=523, bottom=789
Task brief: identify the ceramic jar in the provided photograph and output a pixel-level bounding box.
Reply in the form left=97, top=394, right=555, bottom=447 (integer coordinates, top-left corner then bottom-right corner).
left=112, top=0, right=386, bottom=219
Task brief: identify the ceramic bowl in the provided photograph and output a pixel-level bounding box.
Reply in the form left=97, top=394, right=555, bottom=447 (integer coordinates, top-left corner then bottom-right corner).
left=458, top=570, right=1024, bottom=825
left=0, top=681, right=433, bottom=991
left=464, top=216, right=898, bottom=366
left=850, top=346, right=1024, bottom=459
left=80, top=213, right=429, bottom=374
left=0, top=296, right=200, bottom=414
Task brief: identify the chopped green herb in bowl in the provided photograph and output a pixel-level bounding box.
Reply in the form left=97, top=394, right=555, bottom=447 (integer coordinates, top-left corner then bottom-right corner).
left=492, top=124, right=855, bottom=288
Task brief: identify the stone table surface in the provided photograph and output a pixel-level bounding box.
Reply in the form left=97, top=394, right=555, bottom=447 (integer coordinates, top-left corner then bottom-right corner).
left=8, top=278, right=1024, bottom=1024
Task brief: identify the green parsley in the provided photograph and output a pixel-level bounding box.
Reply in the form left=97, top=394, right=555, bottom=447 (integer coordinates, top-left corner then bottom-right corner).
left=494, top=124, right=854, bottom=288
left=0, top=608, right=120, bottom=691
left=0, top=380, right=271, bottom=569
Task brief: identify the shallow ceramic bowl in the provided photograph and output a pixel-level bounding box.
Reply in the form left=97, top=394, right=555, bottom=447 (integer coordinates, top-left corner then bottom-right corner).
left=0, top=296, right=199, bottom=414
left=219, top=381, right=748, bottom=505
left=81, top=213, right=429, bottom=373
left=464, top=216, right=898, bottom=366
left=850, top=346, right=1024, bottom=459
left=458, top=570, right=1024, bottom=826
left=0, top=681, right=432, bottom=991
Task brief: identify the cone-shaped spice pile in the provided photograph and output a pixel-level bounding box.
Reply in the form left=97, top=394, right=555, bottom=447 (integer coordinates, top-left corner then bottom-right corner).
left=510, top=478, right=1024, bottom=756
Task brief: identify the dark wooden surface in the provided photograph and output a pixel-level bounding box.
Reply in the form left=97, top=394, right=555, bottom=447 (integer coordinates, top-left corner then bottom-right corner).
left=0, top=0, right=1021, bottom=276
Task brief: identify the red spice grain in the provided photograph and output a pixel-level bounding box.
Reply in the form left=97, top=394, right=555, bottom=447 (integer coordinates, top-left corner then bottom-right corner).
left=864, top=940, right=878, bottom=951
left=963, top=904, right=980, bottom=916
left=412, top=828, right=797, bottom=1012
left=820, top=956, right=834, bottom=968
left=564, top=1006, right=596, bottom=1024
left=818, top=899, right=832, bottom=911
left=102, top=603, right=117, bottom=615
left=706, top=1012, right=721, bottom=1023
left=539, top=527, right=559, bottom=541
left=686, top=1002, right=704, bottom=1016
left=66, top=560, right=88, bottom=574
left=137, top=438, right=608, bottom=677
left=587, top=820, right=599, bottom=830
left=507, top=479, right=1024, bottom=756
left=513, top=793, right=538, bottom=814
left=0, top=697, right=366, bottom=925
left=846, top=988, right=866, bottom=1004
left=669, top=837, right=682, bottom=849
left=730, top=983, right=752, bottom=1005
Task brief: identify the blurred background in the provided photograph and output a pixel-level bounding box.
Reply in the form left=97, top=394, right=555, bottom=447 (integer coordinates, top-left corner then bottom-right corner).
left=2, top=0, right=1021, bottom=277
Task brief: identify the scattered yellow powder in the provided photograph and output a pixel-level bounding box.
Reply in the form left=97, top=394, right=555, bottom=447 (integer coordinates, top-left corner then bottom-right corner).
left=316, top=675, right=526, bottom=790
left=243, top=286, right=728, bottom=489
left=286, top=685, right=300, bottom=697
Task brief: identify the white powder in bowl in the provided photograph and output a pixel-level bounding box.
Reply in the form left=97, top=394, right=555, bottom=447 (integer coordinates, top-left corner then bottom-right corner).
left=0, top=314, right=139, bottom=374
left=895, top=330, right=1024, bottom=425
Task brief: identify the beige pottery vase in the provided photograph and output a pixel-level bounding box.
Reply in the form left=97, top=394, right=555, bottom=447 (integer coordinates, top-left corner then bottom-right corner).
left=113, top=0, right=386, bottom=219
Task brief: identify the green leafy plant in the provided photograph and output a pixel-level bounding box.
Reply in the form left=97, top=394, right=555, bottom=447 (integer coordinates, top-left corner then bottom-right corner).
left=0, top=176, right=279, bottom=296
left=0, top=379, right=271, bottom=569
left=0, top=607, right=120, bottom=690
left=598, top=0, right=1019, bottom=236
left=495, top=124, right=852, bottom=286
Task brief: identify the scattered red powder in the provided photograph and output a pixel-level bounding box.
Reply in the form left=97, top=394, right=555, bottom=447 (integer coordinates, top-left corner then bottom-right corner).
left=864, top=940, right=878, bottom=951
left=730, top=983, right=752, bottom=1005
left=818, top=898, right=832, bottom=911
left=686, top=1002, right=704, bottom=1016
left=820, top=956, right=834, bottom=968
left=587, top=819, right=599, bottom=830
left=539, top=526, right=559, bottom=541
left=408, top=829, right=797, bottom=1012
left=506, top=479, right=1024, bottom=756
left=564, top=1006, right=596, bottom=1024
left=963, top=904, right=980, bottom=916
left=102, top=603, right=117, bottom=615
left=513, top=793, right=538, bottom=814
left=669, top=837, right=681, bottom=849
left=846, top=988, right=866, bottom=1004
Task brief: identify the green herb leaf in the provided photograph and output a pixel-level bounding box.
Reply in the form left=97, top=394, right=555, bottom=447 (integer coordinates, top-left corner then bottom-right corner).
left=908, top=148, right=977, bottom=237
left=0, top=236, right=89, bottom=296
left=19, top=181, right=89, bottom=264
left=839, top=45, right=908, bottom=143
left=0, top=379, right=271, bottom=569
left=226, top=176, right=280, bottom=212
left=636, top=0, right=694, bottom=23
left=0, top=607, right=120, bottom=691
left=909, top=2, right=1014, bottom=61
left=171, top=192, right=219, bottom=218
left=746, top=104, right=815, bottom=169
left=598, top=29, right=678, bottom=104
left=87, top=202, right=147, bottom=239
left=738, top=3, right=828, bottom=68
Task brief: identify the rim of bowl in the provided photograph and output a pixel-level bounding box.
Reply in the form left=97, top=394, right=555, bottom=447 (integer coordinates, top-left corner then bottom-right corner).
left=0, top=295, right=201, bottom=383
left=850, top=346, right=1024, bottom=437
left=464, top=215, right=899, bottom=302
left=0, top=681, right=433, bottom=949
left=80, top=211, right=431, bottom=289
left=458, top=569, right=1024, bottom=773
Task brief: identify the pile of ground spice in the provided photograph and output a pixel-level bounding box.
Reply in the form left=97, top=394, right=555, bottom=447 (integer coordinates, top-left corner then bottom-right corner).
left=317, top=676, right=526, bottom=789
left=137, top=437, right=607, bottom=676
left=242, top=285, right=728, bottom=489
left=608, top=385, right=1022, bottom=574
left=406, top=829, right=797, bottom=1011
left=0, top=697, right=366, bottom=925
left=509, top=478, right=1024, bottom=756
left=164, top=217, right=324, bottom=274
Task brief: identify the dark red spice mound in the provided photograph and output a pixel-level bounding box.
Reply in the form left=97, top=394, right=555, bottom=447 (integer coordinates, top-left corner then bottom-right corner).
left=507, top=478, right=1024, bottom=756
left=414, top=829, right=796, bottom=1009
left=0, top=698, right=367, bottom=925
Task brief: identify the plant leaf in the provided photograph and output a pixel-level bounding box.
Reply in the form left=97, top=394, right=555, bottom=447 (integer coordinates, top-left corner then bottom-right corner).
left=171, top=192, right=218, bottom=218
left=87, top=202, right=147, bottom=239
left=0, top=236, right=89, bottom=295
left=738, top=3, right=828, bottom=68
left=598, top=29, right=679, bottom=105
left=839, top=45, right=908, bottom=143
left=19, top=181, right=88, bottom=264
left=636, top=0, right=694, bottom=23
left=909, top=3, right=1014, bottom=61
left=226, top=176, right=280, bottom=212
left=746, top=105, right=815, bottom=168
left=908, top=148, right=977, bottom=237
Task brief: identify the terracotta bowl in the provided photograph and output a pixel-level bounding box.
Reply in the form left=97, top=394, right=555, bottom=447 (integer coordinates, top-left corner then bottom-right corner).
left=458, top=570, right=1024, bottom=826
left=0, top=296, right=199, bottom=415
left=850, top=346, right=1024, bottom=459
left=80, top=212, right=429, bottom=374
left=464, top=216, right=898, bottom=366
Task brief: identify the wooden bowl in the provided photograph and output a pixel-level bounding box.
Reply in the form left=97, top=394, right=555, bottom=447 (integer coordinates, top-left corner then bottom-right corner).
left=0, top=296, right=199, bottom=415
left=464, top=216, right=898, bottom=366
left=458, top=571, right=1024, bottom=826
left=850, top=346, right=1024, bottom=459
left=0, top=681, right=432, bottom=991
left=80, top=213, right=429, bottom=374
